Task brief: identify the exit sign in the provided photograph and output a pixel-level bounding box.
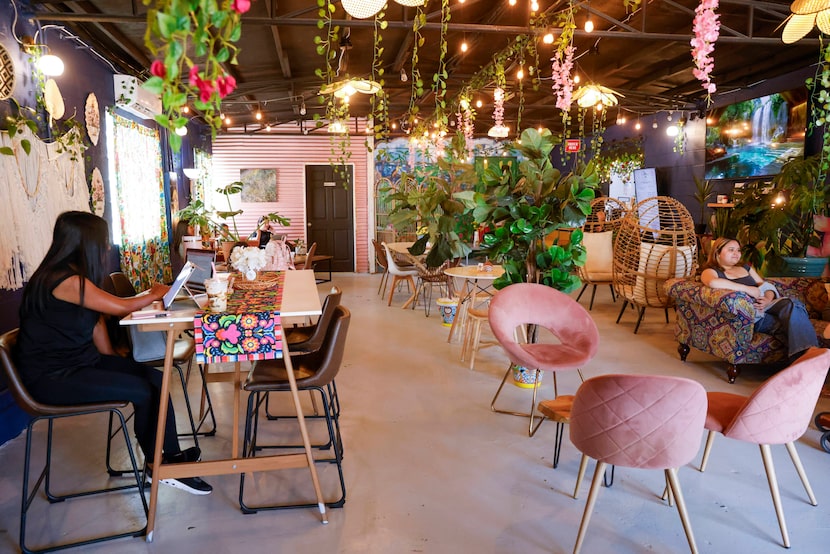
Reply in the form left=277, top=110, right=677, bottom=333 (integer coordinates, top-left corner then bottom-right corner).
left=565, top=139, right=581, bottom=153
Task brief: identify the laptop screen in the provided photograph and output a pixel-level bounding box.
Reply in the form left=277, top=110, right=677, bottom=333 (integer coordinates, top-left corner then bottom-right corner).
left=163, top=262, right=196, bottom=309
left=185, top=249, right=215, bottom=292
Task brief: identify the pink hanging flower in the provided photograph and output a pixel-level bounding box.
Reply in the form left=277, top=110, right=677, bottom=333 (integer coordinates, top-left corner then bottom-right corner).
left=551, top=45, right=575, bottom=111
left=493, top=87, right=505, bottom=127
left=231, top=0, right=251, bottom=14
left=150, top=60, right=166, bottom=78
left=217, top=75, right=237, bottom=98
left=188, top=65, right=200, bottom=86
left=196, top=78, right=215, bottom=103
left=690, top=0, right=720, bottom=96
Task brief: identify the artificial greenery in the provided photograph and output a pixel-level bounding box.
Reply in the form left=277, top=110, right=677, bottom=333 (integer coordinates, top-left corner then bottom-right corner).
left=730, top=154, right=828, bottom=273
left=142, top=0, right=247, bottom=151
left=385, top=132, right=478, bottom=268
left=471, top=127, right=598, bottom=291
left=692, top=175, right=715, bottom=226
left=406, top=1, right=429, bottom=126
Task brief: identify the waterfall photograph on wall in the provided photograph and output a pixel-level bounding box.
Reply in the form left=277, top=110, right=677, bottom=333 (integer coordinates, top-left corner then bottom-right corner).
left=705, top=88, right=807, bottom=180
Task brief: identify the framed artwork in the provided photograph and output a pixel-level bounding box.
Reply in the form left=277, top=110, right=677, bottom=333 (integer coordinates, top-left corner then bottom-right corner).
left=239, top=168, right=277, bottom=202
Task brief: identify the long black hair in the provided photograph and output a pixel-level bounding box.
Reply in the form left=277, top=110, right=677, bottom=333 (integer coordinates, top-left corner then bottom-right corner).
left=21, top=211, right=110, bottom=315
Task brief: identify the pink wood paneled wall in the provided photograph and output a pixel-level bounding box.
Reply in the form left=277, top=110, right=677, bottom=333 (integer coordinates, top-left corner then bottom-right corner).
left=212, top=134, right=371, bottom=273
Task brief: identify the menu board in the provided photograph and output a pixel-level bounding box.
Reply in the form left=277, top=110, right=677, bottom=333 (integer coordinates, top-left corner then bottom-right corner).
left=633, top=168, right=658, bottom=202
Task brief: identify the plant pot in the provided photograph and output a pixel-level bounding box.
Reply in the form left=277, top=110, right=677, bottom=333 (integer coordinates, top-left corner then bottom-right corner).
left=779, top=256, right=828, bottom=278
left=511, top=365, right=543, bottom=389
left=436, top=297, right=458, bottom=327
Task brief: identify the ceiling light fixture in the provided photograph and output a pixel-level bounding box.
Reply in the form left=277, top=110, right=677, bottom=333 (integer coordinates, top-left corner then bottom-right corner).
left=341, top=0, right=386, bottom=19
left=299, top=101, right=307, bottom=116
left=400, top=67, right=408, bottom=82
left=572, top=84, right=622, bottom=108
left=320, top=78, right=382, bottom=98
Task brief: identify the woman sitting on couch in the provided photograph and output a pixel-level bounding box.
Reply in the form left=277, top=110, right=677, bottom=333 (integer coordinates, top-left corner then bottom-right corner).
left=702, top=236, right=818, bottom=362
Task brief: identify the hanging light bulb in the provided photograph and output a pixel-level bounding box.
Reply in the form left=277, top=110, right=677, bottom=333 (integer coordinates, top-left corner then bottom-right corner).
left=666, top=124, right=679, bottom=137
left=175, top=126, right=188, bottom=136
left=573, top=74, right=580, bottom=84
left=400, top=67, right=408, bottom=82
left=182, top=105, right=190, bottom=114
left=543, top=32, right=554, bottom=44
left=530, top=0, right=539, bottom=11
left=224, top=116, right=231, bottom=125
left=255, top=109, right=263, bottom=121
left=584, top=17, right=594, bottom=33
left=652, top=118, right=658, bottom=129
left=635, top=119, right=641, bottom=130
left=266, top=124, right=272, bottom=132
left=509, top=0, right=517, bottom=5
left=299, top=101, right=307, bottom=116
left=461, top=41, right=468, bottom=53
left=517, top=67, right=524, bottom=80
left=38, top=53, right=64, bottom=76
left=667, top=111, right=673, bottom=122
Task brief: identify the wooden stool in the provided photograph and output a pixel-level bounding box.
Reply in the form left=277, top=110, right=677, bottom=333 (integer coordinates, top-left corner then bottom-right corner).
left=461, top=304, right=494, bottom=370
left=538, top=396, right=575, bottom=468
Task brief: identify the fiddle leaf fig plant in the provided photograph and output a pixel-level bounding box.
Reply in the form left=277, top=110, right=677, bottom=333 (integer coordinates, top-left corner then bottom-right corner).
left=473, top=127, right=597, bottom=291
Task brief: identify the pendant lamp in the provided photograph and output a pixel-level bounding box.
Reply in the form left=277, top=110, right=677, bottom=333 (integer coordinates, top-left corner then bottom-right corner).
left=341, top=0, right=386, bottom=19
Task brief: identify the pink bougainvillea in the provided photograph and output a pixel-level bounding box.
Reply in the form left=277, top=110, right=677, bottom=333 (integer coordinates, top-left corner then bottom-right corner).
left=231, top=0, right=251, bottom=14
left=551, top=44, right=575, bottom=111
left=690, top=0, right=720, bottom=95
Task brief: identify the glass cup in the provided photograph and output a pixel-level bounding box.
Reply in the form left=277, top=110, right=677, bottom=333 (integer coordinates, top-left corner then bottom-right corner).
left=204, top=278, right=229, bottom=312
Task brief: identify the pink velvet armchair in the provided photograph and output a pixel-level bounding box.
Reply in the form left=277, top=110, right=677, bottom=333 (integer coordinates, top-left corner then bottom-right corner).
left=666, top=276, right=830, bottom=383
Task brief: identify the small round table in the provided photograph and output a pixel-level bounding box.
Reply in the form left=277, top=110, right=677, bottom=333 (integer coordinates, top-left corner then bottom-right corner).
left=443, top=264, right=504, bottom=343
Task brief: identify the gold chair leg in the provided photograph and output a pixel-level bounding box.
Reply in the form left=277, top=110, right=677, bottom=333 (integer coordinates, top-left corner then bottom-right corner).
left=573, top=460, right=607, bottom=554
left=784, top=441, right=817, bottom=505
left=490, top=365, right=547, bottom=437
left=666, top=467, right=699, bottom=554
left=760, top=443, right=790, bottom=548
left=698, top=430, right=715, bottom=472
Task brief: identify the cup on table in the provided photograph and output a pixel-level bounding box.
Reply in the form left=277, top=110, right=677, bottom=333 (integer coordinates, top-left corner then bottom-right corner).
left=214, top=271, right=233, bottom=293
left=204, top=277, right=229, bottom=312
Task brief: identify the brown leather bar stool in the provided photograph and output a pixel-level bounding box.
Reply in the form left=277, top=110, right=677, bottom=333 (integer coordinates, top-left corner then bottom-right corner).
left=0, top=329, right=148, bottom=553
left=239, top=305, right=351, bottom=513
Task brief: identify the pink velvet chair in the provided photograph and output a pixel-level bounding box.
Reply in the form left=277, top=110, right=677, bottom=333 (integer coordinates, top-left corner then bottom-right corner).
left=698, top=347, right=830, bottom=548
left=488, top=283, right=599, bottom=439
left=570, top=374, right=707, bottom=554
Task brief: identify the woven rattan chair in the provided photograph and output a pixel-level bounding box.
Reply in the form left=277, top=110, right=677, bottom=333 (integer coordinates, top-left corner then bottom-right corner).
left=612, top=196, right=697, bottom=333
left=576, top=197, right=629, bottom=310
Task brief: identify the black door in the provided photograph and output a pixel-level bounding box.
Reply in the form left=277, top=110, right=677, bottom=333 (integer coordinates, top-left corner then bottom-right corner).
left=305, top=165, right=354, bottom=272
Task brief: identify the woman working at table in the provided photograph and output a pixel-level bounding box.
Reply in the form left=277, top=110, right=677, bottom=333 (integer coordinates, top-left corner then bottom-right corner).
left=14, top=211, right=212, bottom=495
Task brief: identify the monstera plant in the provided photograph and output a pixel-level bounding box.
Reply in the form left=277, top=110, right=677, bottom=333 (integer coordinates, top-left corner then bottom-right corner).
left=470, top=127, right=598, bottom=292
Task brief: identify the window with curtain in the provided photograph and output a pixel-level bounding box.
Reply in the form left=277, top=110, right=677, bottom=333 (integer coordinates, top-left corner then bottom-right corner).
left=106, top=111, right=172, bottom=290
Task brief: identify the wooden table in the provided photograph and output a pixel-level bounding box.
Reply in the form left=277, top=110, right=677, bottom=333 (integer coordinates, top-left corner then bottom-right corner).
left=443, top=265, right=504, bottom=343
left=121, top=270, right=323, bottom=542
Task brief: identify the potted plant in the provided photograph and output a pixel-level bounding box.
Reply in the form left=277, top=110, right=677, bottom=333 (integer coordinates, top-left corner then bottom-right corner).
left=175, top=199, right=215, bottom=244
left=693, top=176, right=715, bottom=235
left=385, top=132, right=478, bottom=268
left=732, top=153, right=829, bottom=276
left=471, top=127, right=597, bottom=291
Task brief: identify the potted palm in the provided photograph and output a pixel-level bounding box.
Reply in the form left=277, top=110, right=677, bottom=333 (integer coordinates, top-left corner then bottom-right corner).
left=693, top=176, right=715, bottom=235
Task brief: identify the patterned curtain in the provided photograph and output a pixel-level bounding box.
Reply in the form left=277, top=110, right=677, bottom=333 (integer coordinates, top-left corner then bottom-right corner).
left=110, top=113, right=172, bottom=289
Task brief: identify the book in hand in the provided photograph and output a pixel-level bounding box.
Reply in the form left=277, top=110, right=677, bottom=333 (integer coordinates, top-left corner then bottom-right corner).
left=130, top=308, right=172, bottom=320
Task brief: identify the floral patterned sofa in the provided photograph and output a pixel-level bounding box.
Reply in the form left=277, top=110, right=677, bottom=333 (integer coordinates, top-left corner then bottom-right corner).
left=665, top=277, right=830, bottom=383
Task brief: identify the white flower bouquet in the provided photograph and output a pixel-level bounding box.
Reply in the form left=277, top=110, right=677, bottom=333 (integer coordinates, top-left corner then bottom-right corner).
left=230, top=246, right=267, bottom=281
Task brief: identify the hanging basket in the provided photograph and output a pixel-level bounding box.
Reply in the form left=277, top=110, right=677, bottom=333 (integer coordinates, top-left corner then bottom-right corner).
left=511, top=365, right=543, bottom=389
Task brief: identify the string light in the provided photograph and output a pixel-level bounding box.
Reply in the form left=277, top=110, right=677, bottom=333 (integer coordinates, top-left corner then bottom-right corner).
left=573, top=74, right=580, bottom=84
left=517, top=67, right=524, bottom=80
left=476, top=99, right=483, bottom=108
left=255, top=110, right=263, bottom=121
left=530, top=0, right=539, bottom=11
left=182, top=105, right=190, bottom=114
left=543, top=32, right=554, bottom=44
left=461, top=40, right=468, bottom=52
left=224, top=116, right=231, bottom=125
left=508, top=0, right=517, bottom=5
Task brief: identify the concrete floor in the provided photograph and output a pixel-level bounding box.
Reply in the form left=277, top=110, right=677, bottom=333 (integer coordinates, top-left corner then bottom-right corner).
left=1, top=272, right=829, bottom=554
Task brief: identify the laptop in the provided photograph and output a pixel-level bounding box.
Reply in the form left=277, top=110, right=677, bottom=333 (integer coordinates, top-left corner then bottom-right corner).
left=184, top=249, right=216, bottom=294
left=162, top=262, right=197, bottom=309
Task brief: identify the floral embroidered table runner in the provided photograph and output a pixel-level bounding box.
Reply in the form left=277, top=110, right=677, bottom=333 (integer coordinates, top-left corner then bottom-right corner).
left=194, top=271, right=285, bottom=363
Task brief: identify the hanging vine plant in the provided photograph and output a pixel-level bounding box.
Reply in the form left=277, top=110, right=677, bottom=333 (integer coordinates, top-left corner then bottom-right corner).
left=142, top=0, right=248, bottom=151
left=406, top=1, right=429, bottom=127
left=369, top=6, right=389, bottom=146
left=432, top=0, right=451, bottom=133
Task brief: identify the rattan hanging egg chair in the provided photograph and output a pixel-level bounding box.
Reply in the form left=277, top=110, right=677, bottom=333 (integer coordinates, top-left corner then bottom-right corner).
left=612, top=196, right=697, bottom=333
left=575, top=197, right=631, bottom=310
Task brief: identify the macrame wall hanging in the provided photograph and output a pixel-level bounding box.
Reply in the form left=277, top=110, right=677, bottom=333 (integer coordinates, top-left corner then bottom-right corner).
left=0, top=126, right=90, bottom=290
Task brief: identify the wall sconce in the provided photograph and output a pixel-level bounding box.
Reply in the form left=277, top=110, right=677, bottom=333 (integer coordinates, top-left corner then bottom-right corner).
left=183, top=167, right=199, bottom=180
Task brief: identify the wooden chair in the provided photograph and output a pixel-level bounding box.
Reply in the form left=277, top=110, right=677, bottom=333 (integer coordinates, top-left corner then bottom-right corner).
left=612, top=196, right=697, bottom=333
left=372, top=238, right=390, bottom=297
left=382, top=242, right=418, bottom=307
left=294, top=242, right=317, bottom=271
left=0, top=329, right=148, bottom=553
